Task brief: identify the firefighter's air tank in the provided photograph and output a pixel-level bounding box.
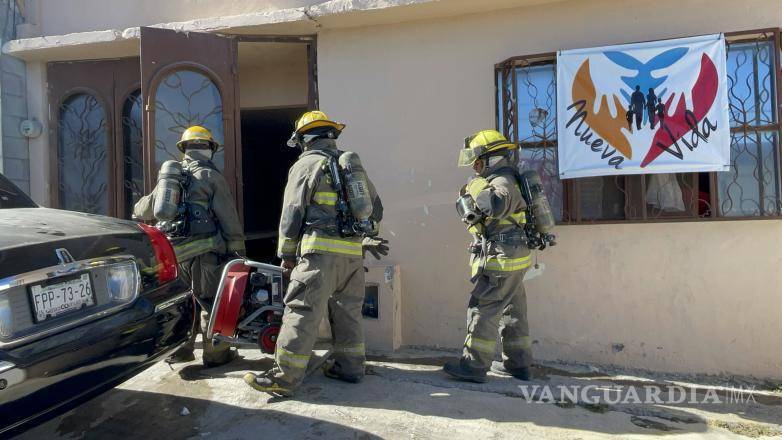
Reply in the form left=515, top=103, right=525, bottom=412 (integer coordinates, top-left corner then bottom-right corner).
left=338, top=152, right=375, bottom=233
left=521, top=170, right=555, bottom=234
left=153, top=160, right=185, bottom=221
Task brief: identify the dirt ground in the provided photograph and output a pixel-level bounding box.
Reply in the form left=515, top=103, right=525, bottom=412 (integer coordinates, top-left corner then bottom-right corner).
left=17, top=347, right=782, bottom=440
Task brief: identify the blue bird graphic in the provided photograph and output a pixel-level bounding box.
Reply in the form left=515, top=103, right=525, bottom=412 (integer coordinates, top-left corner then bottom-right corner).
left=604, top=47, right=689, bottom=108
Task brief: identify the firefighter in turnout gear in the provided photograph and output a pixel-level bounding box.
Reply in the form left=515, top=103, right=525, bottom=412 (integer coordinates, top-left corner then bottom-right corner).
left=444, top=129, right=534, bottom=383
left=244, top=111, right=385, bottom=397
left=133, top=125, right=245, bottom=367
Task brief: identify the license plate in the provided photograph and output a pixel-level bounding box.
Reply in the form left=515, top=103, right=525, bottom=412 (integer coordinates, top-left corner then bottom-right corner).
left=30, top=274, right=95, bottom=322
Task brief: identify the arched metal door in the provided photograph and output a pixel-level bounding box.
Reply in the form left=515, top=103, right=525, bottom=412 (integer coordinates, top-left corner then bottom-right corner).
left=139, top=27, right=242, bottom=219
left=47, top=58, right=140, bottom=217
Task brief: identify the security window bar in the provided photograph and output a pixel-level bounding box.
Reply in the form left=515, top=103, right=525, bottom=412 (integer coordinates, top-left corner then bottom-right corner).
left=495, top=29, right=782, bottom=223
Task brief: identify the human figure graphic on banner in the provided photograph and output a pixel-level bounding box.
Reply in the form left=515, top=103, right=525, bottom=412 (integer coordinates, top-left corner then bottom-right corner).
left=630, top=85, right=645, bottom=130
left=646, top=88, right=658, bottom=129
left=655, top=98, right=665, bottom=126
left=625, top=106, right=634, bottom=132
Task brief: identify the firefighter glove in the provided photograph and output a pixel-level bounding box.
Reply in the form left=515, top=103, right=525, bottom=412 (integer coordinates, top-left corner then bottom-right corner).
left=362, top=236, right=390, bottom=260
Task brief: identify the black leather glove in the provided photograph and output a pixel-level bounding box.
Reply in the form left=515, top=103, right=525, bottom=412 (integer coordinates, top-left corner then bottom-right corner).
left=362, top=237, right=390, bottom=260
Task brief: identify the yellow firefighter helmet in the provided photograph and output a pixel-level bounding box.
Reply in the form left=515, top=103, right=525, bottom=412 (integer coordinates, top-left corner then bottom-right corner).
left=293, top=111, right=346, bottom=135
left=176, top=125, right=218, bottom=153
left=458, top=129, right=516, bottom=167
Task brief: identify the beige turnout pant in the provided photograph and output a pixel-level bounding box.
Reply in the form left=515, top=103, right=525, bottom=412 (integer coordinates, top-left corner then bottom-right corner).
left=462, top=271, right=532, bottom=370
left=272, top=253, right=366, bottom=388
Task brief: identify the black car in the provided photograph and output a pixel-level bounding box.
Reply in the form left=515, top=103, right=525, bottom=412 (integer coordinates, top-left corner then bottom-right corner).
left=0, top=173, right=193, bottom=435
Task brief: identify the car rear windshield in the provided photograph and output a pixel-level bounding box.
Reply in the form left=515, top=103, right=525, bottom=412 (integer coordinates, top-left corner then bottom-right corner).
left=0, top=174, right=36, bottom=209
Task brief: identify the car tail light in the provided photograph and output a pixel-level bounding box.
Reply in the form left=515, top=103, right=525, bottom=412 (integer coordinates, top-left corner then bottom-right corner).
left=138, top=223, right=178, bottom=284
left=0, top=296, right=12, bottom=338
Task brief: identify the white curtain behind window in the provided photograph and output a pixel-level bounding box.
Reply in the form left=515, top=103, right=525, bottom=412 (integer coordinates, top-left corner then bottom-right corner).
left=646, top=173, right=685, bottom=212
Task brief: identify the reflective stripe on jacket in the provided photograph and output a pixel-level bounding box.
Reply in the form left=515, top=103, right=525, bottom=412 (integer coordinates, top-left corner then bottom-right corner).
left=277, top=139, right=383, bottom=259
left=173, top=234, right=220, bottom=262
left=300, top=231, right=363, bottom=257
left=133, top=152, right=245, bottom=262
left=467, top=168, right=531, bottom=278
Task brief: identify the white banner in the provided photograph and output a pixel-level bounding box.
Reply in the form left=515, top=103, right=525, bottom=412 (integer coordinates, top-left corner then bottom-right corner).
left=556, top=34, right=730, bottom=179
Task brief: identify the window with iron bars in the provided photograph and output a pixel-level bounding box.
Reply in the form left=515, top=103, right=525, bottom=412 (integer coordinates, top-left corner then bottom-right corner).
left=496, top=30, right=782, bottom=223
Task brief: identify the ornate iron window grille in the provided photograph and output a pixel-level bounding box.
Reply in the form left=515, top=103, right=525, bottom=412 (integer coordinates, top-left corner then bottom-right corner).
left=496, top=29, right=782, bottom=224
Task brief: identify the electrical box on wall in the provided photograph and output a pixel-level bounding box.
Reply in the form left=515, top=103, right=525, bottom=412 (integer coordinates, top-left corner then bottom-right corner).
left=362, top=284, right=379, bottom=319
left=19, top=119, right=43, bottom=139
left=362, top=265, right=402, bottom=352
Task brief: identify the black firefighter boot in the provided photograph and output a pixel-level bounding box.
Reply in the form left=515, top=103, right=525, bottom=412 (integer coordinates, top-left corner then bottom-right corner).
left=322, top=359, right=363, bottom=384
left=490, top=361, right=532, bottom=381
left=442, top=359, right=488, bottom=383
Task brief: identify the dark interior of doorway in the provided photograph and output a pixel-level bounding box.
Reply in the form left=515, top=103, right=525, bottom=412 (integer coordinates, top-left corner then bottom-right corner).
left=241, top=107, right=306, bottom=262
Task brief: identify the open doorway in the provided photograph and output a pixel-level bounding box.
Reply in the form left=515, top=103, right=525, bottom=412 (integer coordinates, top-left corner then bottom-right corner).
left=236, top=40, right=312, bottom=261
left=241, top=107, right=305, bottom=261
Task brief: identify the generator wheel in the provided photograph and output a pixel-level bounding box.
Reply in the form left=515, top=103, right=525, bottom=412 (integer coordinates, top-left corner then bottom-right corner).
left=259, top=325, right=281, bottom=354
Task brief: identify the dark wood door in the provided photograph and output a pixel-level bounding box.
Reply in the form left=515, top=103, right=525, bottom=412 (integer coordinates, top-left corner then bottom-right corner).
left=47, top=58, right=140, bottom=217
left=139, top=27, right=242, bottom=215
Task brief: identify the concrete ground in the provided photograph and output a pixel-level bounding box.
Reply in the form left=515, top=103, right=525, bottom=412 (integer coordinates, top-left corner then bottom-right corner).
left=18, top=347, right=782, bottom=440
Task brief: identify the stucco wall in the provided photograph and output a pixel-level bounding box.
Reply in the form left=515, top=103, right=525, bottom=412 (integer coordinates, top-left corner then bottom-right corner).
left=1, top=53, right=29, bottom=194
left=317, top=0, right=782, bottom=379
left=0, top=0, right=28, bottom=194
left=24, top=60, right=46, bottom=205
left=31, top=0, right=324, bottom=36
left=238, top=42, right=308, bottom=109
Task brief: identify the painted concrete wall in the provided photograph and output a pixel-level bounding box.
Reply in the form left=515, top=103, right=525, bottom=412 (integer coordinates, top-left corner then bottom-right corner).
left=1, top=53, right=29, bottom=194
left=24, top=60, right=46, bottom=205
left=30, top=0, right=325, bottom=36
left=0, top=0, right=28, bottom=194
left=237, top=42, right=308, bottom=109
left=317, top=0, right=782, bottom=379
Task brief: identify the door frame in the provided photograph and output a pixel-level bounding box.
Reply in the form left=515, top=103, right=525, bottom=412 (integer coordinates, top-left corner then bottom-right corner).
left=220, top=33, right=319, bottom=222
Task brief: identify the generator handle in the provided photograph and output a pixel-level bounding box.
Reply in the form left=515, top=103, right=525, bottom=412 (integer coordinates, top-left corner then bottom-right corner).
left=243, top=261, right=286, bottom=274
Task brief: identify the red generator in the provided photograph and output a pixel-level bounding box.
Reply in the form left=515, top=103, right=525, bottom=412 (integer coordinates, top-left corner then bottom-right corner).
left=206, top=259, right=286, bottom=354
